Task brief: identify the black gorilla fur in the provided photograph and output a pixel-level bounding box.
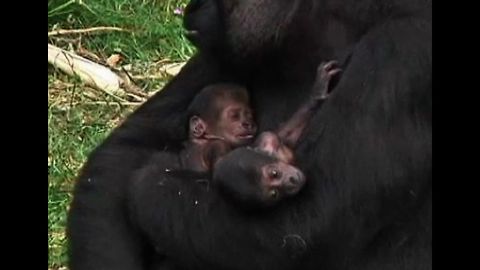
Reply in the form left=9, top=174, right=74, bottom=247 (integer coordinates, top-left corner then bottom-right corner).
left=66, top=0, right=431, bottom=269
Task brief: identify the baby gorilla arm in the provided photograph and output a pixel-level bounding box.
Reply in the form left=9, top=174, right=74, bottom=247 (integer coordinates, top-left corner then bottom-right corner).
left=276, top=61, right=341, bottom=148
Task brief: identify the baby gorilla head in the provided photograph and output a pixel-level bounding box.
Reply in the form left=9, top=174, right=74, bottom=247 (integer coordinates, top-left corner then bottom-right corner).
left=213, top=147, right=306, bottom=209
left=188, top=83, right=257, bottom=147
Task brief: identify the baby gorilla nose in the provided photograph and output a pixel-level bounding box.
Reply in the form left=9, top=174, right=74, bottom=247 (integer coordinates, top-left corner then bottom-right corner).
left=283, top=170, right=306, bottom=195
left=289, top=175, right=299, bottom=184
left=242, top=121, right=253, bottom=130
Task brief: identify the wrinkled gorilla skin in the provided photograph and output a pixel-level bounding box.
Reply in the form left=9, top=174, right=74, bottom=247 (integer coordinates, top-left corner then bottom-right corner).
left=66, top=0, right=431, bottom=270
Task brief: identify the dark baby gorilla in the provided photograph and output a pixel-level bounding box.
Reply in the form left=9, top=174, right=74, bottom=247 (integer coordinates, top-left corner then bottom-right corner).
left=67, top=0, right=431, bottom=270
left=210, top=61, right=341, bottom=208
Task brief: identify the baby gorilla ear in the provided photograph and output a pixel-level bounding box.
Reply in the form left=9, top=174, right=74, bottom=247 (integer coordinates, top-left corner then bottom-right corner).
left=190, top=116, right=207, bottom=138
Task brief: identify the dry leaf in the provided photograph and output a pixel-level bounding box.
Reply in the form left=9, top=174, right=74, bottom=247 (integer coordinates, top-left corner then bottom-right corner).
left=106, top=54, right=124, bottom=68
left=162, top=62, right=186, bottom=76
left=122, top=64, right=132, bottom=71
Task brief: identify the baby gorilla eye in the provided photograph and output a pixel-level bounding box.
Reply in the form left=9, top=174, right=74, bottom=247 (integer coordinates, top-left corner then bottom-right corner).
left=269, top=189, right=278, bottom=199
left=269, top=168, right=281, bottom=179
left=229, top=111, right=240, bottom=121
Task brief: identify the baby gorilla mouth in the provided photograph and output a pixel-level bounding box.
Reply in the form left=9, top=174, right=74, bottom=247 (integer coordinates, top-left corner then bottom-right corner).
left=235, top=134, right=255, bottom=145
left=237, top=133, right=255, bottom=139
left=284, top=172, right=306, bottom=195
left=235, top=129, right=256, bottom=141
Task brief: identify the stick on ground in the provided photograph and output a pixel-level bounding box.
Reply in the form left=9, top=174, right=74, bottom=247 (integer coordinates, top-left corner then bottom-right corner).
left=48, top=27, right=127, bottom=37
left=48, top=43, right=124, bottom=95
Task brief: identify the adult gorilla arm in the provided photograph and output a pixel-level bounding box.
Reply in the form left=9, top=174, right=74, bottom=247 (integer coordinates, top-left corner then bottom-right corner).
left=66, top=53, right=230, bottom=270
left=296, top=16, right=432, bottom=269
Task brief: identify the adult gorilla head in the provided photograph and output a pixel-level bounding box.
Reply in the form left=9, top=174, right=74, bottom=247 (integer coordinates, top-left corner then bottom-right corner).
left=184, top=0, right=316, bottom=62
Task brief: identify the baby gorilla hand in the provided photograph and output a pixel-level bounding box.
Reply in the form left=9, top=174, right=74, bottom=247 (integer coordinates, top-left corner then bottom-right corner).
left=312, top=60, right=342, bottom=100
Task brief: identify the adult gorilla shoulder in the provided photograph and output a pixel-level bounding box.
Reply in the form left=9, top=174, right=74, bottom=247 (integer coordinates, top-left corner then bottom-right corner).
left=67, top=0, right=431, bottom=269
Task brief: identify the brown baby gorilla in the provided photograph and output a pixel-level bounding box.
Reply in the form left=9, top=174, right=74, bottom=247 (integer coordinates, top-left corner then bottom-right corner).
left=182, top=60, right=341, bottom=208
left=179, top=82, right=257, bottom=172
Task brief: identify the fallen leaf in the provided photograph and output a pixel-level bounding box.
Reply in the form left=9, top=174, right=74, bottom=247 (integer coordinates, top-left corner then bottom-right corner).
left=162, top=62, right=186, bottom=76
left=106, top=54, right=124, bottom=68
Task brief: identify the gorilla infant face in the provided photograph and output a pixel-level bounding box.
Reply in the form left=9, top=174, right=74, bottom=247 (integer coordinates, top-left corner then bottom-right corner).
left=213, top=147, right=306, bottom=209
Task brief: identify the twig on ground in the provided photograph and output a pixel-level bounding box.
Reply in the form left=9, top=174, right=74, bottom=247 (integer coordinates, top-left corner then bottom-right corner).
left=84, top=101, right=142, bottom=106
left=48, top=27, right=128, bottom=37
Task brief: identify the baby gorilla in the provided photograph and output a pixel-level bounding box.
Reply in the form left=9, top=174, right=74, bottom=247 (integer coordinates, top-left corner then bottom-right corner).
left=182, top=61, right=341, bottom=208
left=179, top=82, right=257, bottom=172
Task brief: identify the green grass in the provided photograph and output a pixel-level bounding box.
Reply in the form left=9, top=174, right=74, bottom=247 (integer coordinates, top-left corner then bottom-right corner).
left=48, top=1, right=194, bottom=269
left=48, top=0, right=195, bottom=61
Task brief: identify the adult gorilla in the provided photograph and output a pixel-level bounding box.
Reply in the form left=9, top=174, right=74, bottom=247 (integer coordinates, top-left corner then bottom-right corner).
left=67, top=0, right=431, bottom=269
